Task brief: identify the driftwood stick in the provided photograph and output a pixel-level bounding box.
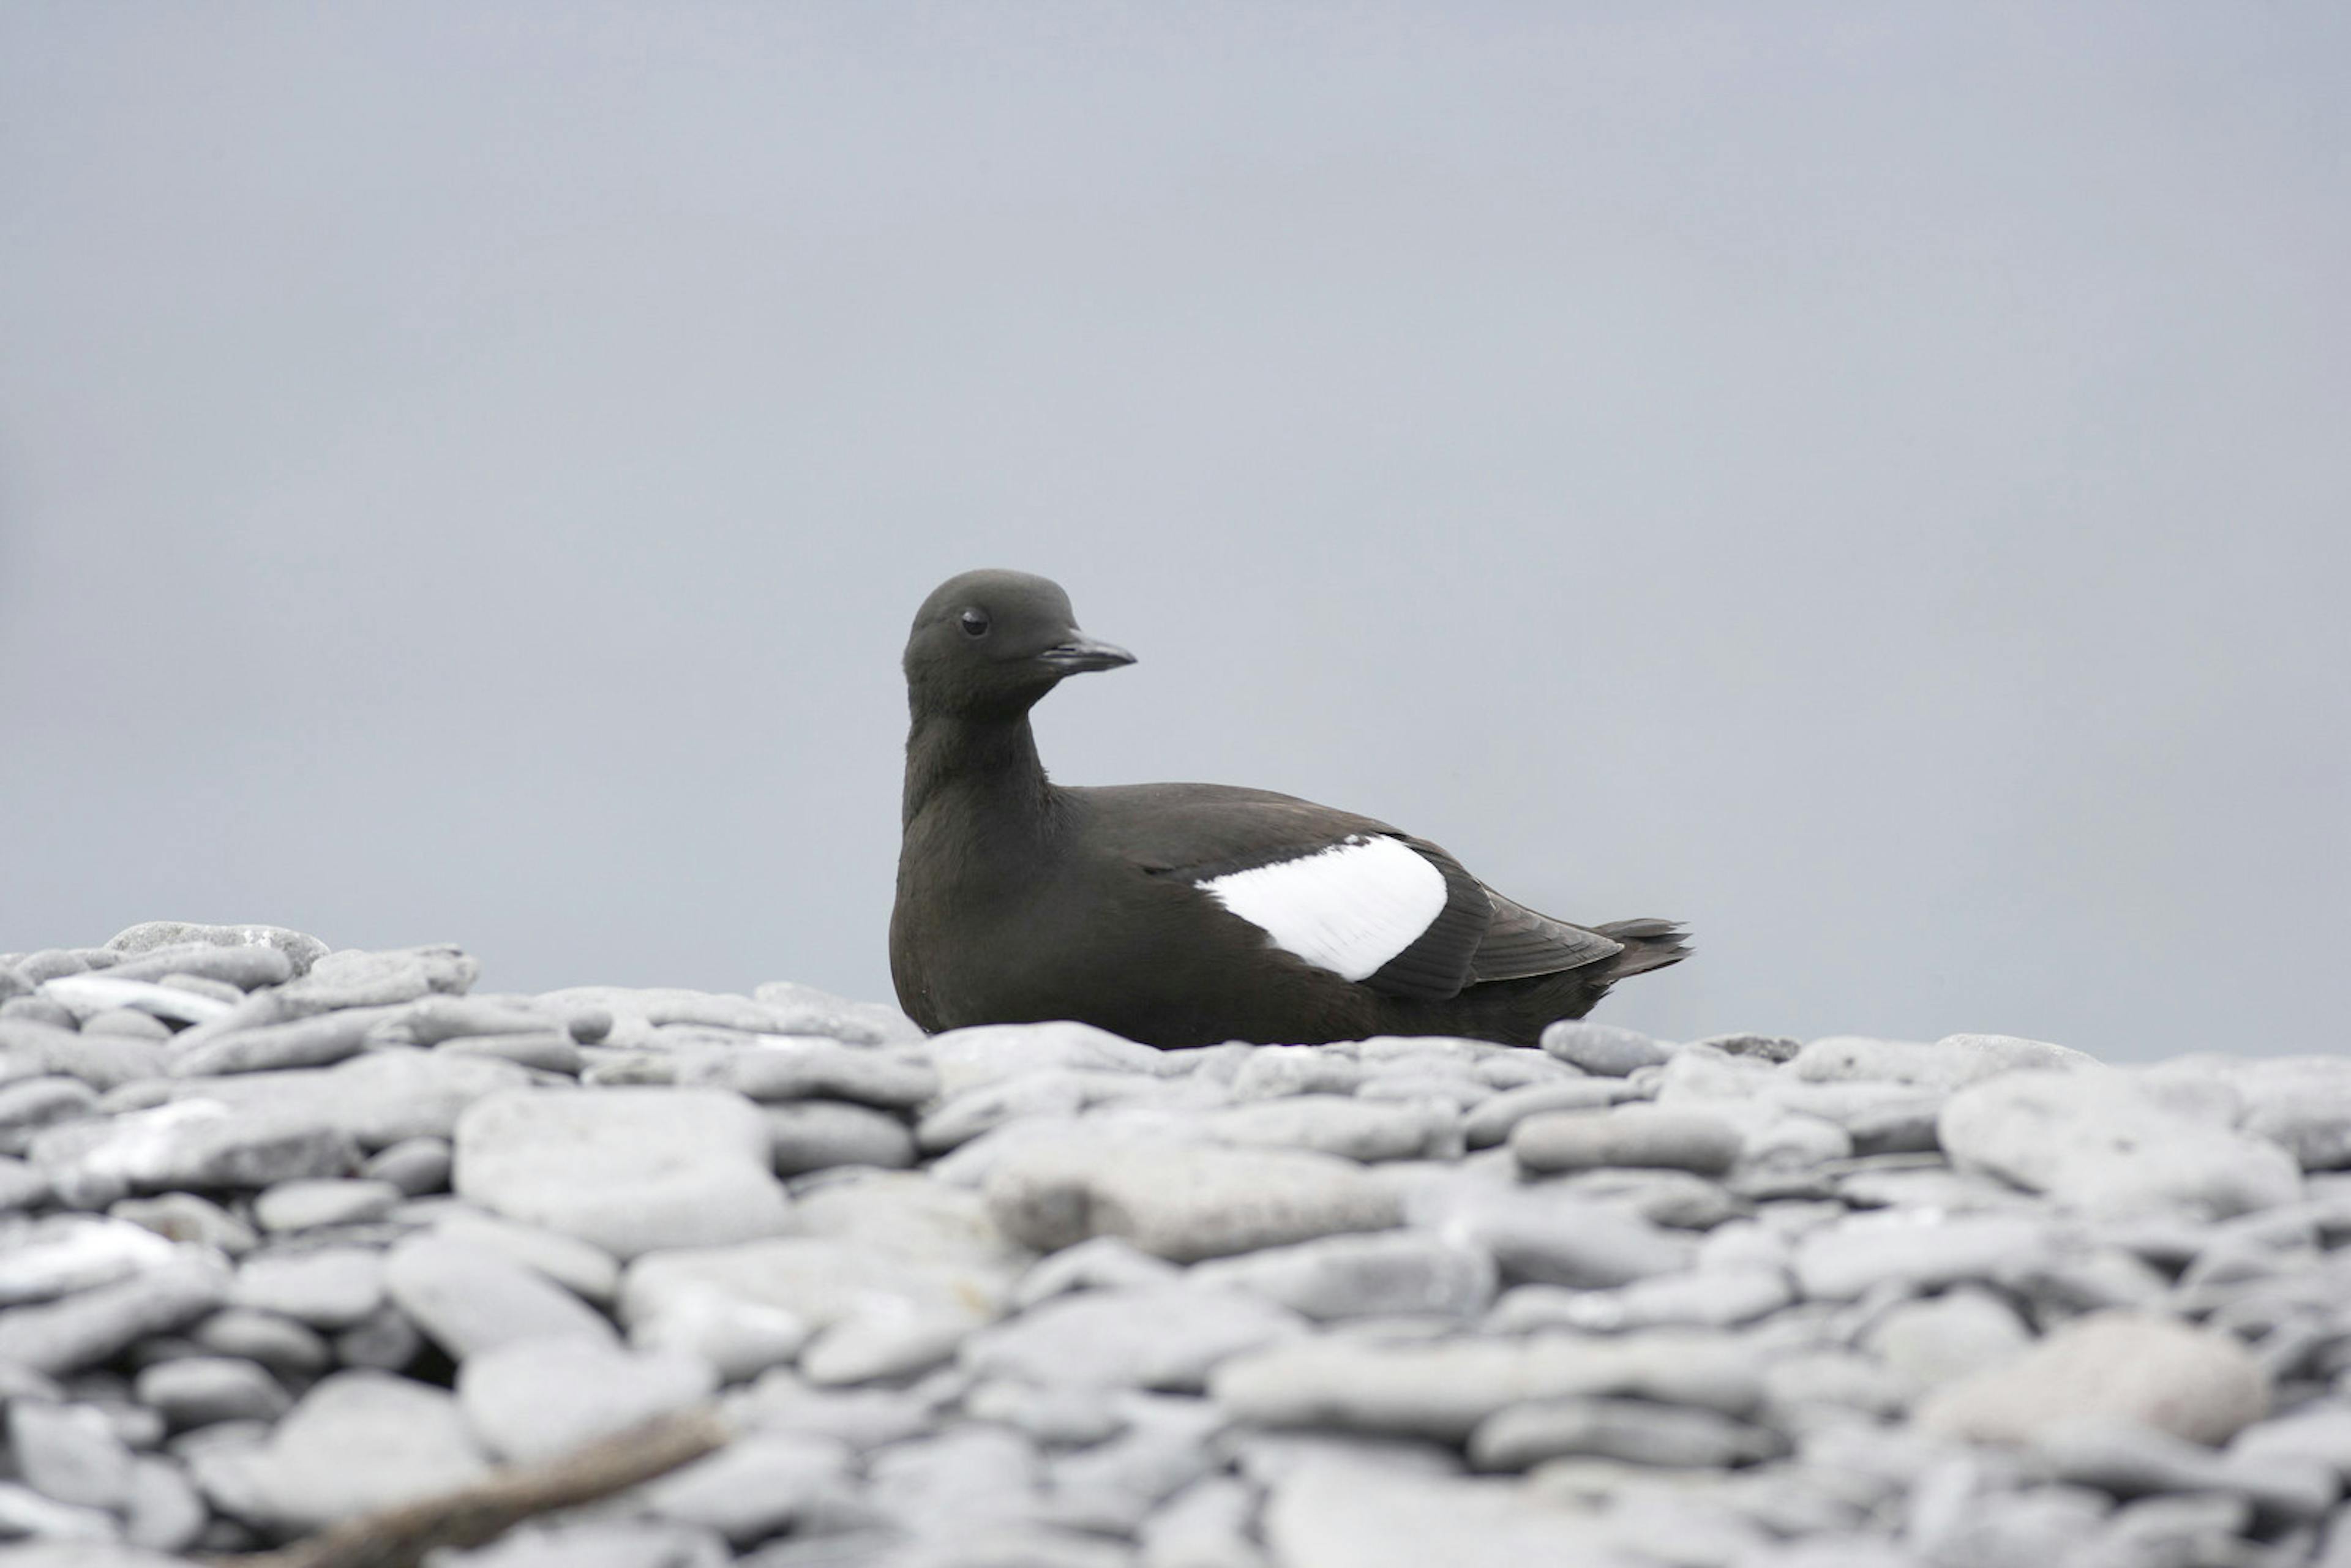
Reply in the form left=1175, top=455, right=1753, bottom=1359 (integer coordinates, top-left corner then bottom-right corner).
left=213, top=1403, right=732, bottom=1568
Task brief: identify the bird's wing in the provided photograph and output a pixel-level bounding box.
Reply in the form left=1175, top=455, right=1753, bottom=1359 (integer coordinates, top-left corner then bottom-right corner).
left=1467, top=888, right=1625, bottom=982
left=1077, top=784, right=1493, bottom=1002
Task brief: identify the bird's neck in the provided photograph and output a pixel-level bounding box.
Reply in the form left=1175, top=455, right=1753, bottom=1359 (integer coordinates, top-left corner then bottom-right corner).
left=902, top=710, right=1054, bottom=831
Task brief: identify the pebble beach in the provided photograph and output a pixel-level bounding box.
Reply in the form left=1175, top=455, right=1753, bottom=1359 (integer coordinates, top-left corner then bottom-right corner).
left=4, top=921, right=2350, bottom=1567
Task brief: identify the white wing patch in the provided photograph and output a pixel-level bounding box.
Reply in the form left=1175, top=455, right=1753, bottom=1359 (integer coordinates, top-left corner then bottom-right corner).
left=1195, top=834, right=1448, bottom=981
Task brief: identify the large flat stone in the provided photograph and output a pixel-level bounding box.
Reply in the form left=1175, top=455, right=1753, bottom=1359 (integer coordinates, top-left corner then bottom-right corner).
left=135, top=1356, right=294, bottom=1429
left=383, top=1232, right=617, bottom=1359
left=960, top=1283, right=1305, bottom=1390
left=922, top=1020, right=1171, bottom=1097
left=101, top=942, right=296, bottom=990
left=1793, top=1210, right=2060, bottom=1300
left=1939, top=1070, right=2301, bottom=1218
left=672, top=1039, right=937, bottom=1108
left=32, top=1099, right=358, bottom=1204
left=1403, top=1184, right=1695, bottom=1289
left=984, top=1139, right=1400, bottom=1262
left=2150, top=1056, right=2351, bottom=1171
left=1188, top=1231, right=1498, bottom=1321
left=455, top=1087, right=790, bottom=1258
left=422, top=1519, right=730, bottom=1568
left=620, top=1234, right=1011, bottom=1373
left=105, top=921, right=328, bottom=976
left=1201, top=1096, right=1457, bottom=1163
left=765, top=1100, right=918, bottom=1176
left=1539, top=1021, right=1673, bottom=1078
left=537, top=985, right=887, bottom=1045
left=430, top=1208, right=621, bottom=1304
left=1491, top=1266, right=1794, bottom=1333
left=188, top=1369, right=492, bottom=1532
left=0, top=1018, right=167, bottom=1090
left=0, top=1214, right=181, bottom=1305
left=152, top=1049, right=533, bottom=1147
left=231, top=1246, right=386, bottom=1329
left=167, top=1006, right=408, bottom=1077
left=917, top=1067, right=1194, bottom=1152
left=0, top=1076, right=100, bottom=1155
left=1264, top=1456, right=1650, bottom=1568
left=1468, top=1395, right=1786, bottom=1471
left=1509, top=1106, right=1742, bottom=1177
left=1792, top=1033, right=2092, bottom=1090
left=7, top=1398, right=137, bottom=1510
left=1861, top=1288, right=2034, bottom=1392
left=456, top=1338, right=716, bottom=1463
left=1212, top=1332, right=1765, bottom=1442
left=0, top=1254, right=229, bottom=1375
left=1916, top=1311, right=2270, bottom=1446
left=626, top=1429, right=852, bottom=1545
left=776, top=1169, right=1027, bottom=1272
left=752, top=980, right=926, bottom=1046
left=39, top=974, right=237, bottom=1026
left=265, top=943, right=480, bottom=1018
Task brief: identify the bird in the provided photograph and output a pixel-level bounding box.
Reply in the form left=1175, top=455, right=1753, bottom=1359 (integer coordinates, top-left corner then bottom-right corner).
left=889, top=569, right=1689, bottom=1049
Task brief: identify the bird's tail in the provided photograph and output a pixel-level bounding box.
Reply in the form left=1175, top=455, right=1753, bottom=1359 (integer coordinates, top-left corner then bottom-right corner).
left=1594, top=917, right=1692, bottom=980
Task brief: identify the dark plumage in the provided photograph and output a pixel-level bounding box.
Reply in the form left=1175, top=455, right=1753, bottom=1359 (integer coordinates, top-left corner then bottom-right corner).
left=889, top=569, right=1689, bottom=1048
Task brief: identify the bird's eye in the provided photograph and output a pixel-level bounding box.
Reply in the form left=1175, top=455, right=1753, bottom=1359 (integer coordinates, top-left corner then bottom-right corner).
left=959, top=609, right=991, bottom=637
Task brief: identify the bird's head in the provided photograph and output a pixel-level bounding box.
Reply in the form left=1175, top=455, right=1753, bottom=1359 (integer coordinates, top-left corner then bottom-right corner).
left=903, top=569, right=1135, bottom=719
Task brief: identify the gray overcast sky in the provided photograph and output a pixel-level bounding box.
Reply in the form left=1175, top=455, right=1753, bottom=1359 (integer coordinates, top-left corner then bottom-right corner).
left=3, top=4, right=2345, bottom=1060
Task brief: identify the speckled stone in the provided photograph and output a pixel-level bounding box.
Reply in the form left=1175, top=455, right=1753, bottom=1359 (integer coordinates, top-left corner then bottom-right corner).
left=1918, top=1311, right=2270, bottom=1446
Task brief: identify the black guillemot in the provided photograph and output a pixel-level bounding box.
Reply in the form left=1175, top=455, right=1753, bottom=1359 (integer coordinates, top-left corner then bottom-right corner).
left=889, top=569, right=1689, bottom=1048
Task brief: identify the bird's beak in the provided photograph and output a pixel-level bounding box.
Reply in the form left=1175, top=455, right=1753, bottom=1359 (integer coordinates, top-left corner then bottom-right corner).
left=1035, top=632, right=1137, bottom=675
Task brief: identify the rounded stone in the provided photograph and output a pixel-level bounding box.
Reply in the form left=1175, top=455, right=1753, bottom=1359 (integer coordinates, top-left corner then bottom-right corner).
left=1510, top=1107, right=1742, bottom=1177
left=766, top=1101, right=918, bottom=1176
left=187, top=1309, right=330, bottom=1377
left=6, top=1398, right=137, bottom=1510
left=229, top=1247, right=385, bottom=1330
left=0, top=1077, right=100, bottom=1149
left=1463, top=1079, right=1626, bottom=1149
left=1468, top=1395, right=1786, bottom=1471
left=80, top=1009, right=173, bottom=1041
left=253, top=1177, right=404, bottom=1232
left=133, top=1356, right=291, bottom=1429
left=430, top=1210, right=621, bottom=1305
left=334, top=1306, right=425, bottom=1372
left=1917, top=1311, right=2270, bottom=1446
left=110, top=1193, right=258, bottom=1256
left=361, top=1136, right=454, bottom=1196
left=1539, top=1021, right=1673, bottom=1077
left=436, top=1030, right=584, bottom=1075
left=1861, top=1288, right=2033, bottom=1391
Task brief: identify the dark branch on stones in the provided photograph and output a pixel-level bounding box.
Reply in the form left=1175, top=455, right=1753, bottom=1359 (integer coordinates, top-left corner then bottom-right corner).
left=210, top=1405, right=731, bottom=1568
